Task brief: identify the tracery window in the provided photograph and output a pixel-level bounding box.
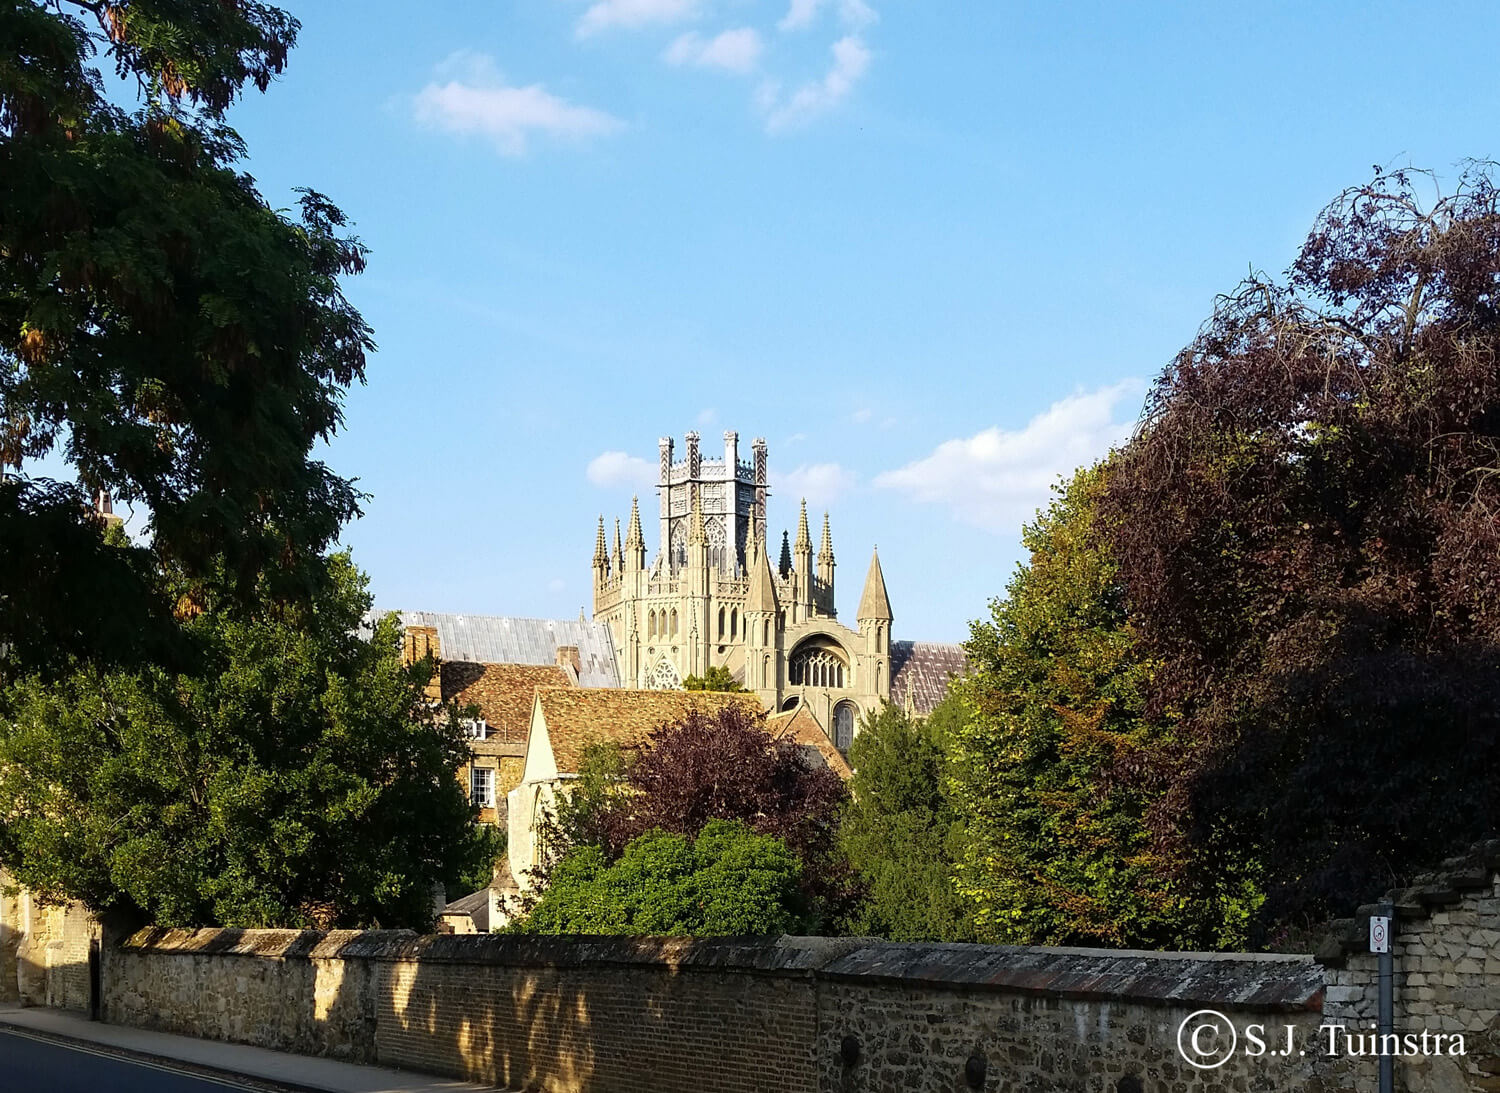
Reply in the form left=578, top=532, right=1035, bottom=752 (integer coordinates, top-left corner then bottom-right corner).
left=789, top=644, right=847, bottom=688
left=648, top=657, right=682, bottom=690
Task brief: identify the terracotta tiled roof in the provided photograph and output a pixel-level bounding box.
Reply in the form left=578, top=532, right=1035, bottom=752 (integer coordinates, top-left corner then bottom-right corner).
left=890, top=641, right=968, bottom=715
left=536, top=688, right=766, bottom=774
left=443, top=662, right=570, bottom=745
left=766, top=706, right=853, bottom=780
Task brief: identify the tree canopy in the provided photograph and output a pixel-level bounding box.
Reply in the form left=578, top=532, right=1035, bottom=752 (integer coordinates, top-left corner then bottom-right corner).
left=948, top=466, right=1259, bottom=949
left=519, top=820, right=809, bottom=937
left=839, top=697, right=976, bottom=942
left=531, top=702, right=853, bottom=929
left=0, top=552, right=489, bottom=929
left=2, top=0, right=372, bottom=672
left=1101, top=165, right=1500, bottom=934
left=683, top=666, right=744, bottom=692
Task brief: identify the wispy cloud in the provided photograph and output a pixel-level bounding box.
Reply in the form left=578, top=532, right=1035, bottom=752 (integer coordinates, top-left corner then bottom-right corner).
left=587, top=451, right=658, bottom=490
left=695, top=407, right=719, bottom=425
left=413, top=52, right=622, bottom=155
left=772, top=462, right=856, bottom=509
left=578, top=0, right=699, bottom=37
left=874, top=381, right=1145, bottom=532
left=761, top=35, right=871, bottom=132
left=664, top=28, right=763, bottom=73
left=777, top=0, right=877, bottom=32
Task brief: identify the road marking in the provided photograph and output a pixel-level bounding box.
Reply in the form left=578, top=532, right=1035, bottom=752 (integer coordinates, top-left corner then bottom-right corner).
left=0, top=1026, right=266, bottom=1091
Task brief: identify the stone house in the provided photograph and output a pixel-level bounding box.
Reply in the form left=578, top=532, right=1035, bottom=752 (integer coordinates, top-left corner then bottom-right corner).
left=387, top=613, right=619, bottom=827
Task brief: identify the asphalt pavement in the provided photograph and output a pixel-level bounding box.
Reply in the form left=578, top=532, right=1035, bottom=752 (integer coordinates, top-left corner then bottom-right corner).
left=0, top=1026, right=260, bottom=1092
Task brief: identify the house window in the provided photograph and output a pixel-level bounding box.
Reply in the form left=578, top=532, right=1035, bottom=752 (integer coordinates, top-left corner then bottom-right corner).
left=460, top=717, right=489, bottom=741
left=834, top=702, right=856, bottom=753
left=469, top=766, right=495, bottom=809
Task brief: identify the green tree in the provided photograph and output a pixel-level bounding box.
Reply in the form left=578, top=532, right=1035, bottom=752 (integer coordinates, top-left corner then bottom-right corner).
left=839, top=696, right=976, bottom=941
left=519, top=820, right=809, bottom=937
left=948, top=465, right=1260, bottom=949
left=683, top=666, right=744, bottom=692
left=0, top=552, right=490, bottom=930
left=2, top=1, right=372, bottom=673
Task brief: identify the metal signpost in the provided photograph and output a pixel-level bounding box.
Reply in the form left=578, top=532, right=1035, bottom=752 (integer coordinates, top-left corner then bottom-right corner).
left=1370, top=905, right=1393, bottom=1093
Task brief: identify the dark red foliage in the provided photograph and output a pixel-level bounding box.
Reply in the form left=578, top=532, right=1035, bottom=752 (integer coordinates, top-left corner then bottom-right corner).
left=1101, top=165, right=1500, bottom=935
left=603, top=704, right=856, bottom=922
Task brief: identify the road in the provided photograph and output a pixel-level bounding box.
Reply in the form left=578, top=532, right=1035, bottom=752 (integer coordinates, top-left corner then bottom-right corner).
left=0, top=1027, right=261, bottom=1092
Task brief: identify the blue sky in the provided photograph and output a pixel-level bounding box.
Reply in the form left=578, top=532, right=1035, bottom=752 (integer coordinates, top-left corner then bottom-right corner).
left=135, top=0, right=1500, bottom=640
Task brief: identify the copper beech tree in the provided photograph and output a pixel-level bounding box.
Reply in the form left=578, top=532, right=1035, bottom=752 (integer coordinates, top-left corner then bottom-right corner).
left=1102, top=165, right=1500, bottom=935
left=537, top=704, right=855, bottom=929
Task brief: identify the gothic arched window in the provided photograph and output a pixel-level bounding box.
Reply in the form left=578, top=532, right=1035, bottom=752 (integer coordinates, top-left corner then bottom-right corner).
left=730, top=608, right=738, bottom=639
left=670, top=608, right=678, bottom=637
left=648, top=610, right=656, bottom=639
left=834, top=702, right=856, bottom=753
left=789, top=642, right=848, bottom=689
left=718, top=606, right=725, bottom=640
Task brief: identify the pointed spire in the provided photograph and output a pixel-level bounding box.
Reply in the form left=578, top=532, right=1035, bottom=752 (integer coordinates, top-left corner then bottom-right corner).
left=794, top=498, right=811, bottom=551
left=778, top=530, right=792, bottom=578
left=818, top=511, right=834, bottom=564
left=612, top=518, right=624, bottom=570
left=593, top=516, right=608, bottom=567
left=625, top=495, right=644, bottom=548
left=748, top=522, right=780, bottom=614
left=688, top=489, right=706, bottom=545
left=858, top=547, right=893, bottom=621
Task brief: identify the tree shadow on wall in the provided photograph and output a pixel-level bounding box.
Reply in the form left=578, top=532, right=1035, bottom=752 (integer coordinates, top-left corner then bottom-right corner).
left=377, top=935, right=814, bottom=1093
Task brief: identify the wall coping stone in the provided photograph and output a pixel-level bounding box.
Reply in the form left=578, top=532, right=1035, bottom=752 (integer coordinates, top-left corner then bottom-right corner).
left=120, top=928, right=417, bottom=961
left=115, top=930, right=1325, bottom=1011
left=382, top=933, right=870, bottom=973
left=820, top=942, right=1326, bottom=1012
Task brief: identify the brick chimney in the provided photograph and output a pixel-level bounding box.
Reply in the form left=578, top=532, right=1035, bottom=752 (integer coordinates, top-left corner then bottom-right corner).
left=403, top=625, right=443, bottom=703
left=555, top=645, right=581, bottom=685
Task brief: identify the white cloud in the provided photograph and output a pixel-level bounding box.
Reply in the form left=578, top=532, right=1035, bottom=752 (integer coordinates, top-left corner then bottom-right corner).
left=578, top=0, right=699, bottom=36
left=772, top=462, right=856, bottom=509
left=874, top=380, right=1145, bottom=532
left=762, top=35, right=871, bottom=132
left=548, top=578, right=567, bottom=592
left=852, top=407, right=873, bottom=423
left=696, top=407, right=719, bottom=425
left=587, top=451, right=657, bottom=490
left=777, top=0, right=877, bottom=31
left=413, top=52, right=622, bottom=155
left=664, top=28, right=763, bottom=73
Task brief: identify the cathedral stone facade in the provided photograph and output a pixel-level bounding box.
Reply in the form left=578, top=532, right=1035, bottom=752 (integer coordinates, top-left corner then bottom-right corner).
left=592, top=430, right=897, bottom=750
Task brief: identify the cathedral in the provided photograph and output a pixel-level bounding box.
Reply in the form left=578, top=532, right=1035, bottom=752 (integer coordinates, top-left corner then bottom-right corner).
left=592, top=430, right=952, bottom=750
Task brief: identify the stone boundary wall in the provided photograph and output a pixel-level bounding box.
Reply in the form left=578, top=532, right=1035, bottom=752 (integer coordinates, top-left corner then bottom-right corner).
left=0, top=868, right=98, bottom=1011
left=102, top=928, right=414, bottom=1063
left=101, top=930, right=1360, bottom=1092
left=1316, top=842, right=1500, bottom=1093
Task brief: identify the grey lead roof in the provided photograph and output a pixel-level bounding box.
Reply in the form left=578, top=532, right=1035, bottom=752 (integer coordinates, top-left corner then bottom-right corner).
left=366, top=610, right=620, bottom=688
left=890, top=641, right=968, bottom=716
